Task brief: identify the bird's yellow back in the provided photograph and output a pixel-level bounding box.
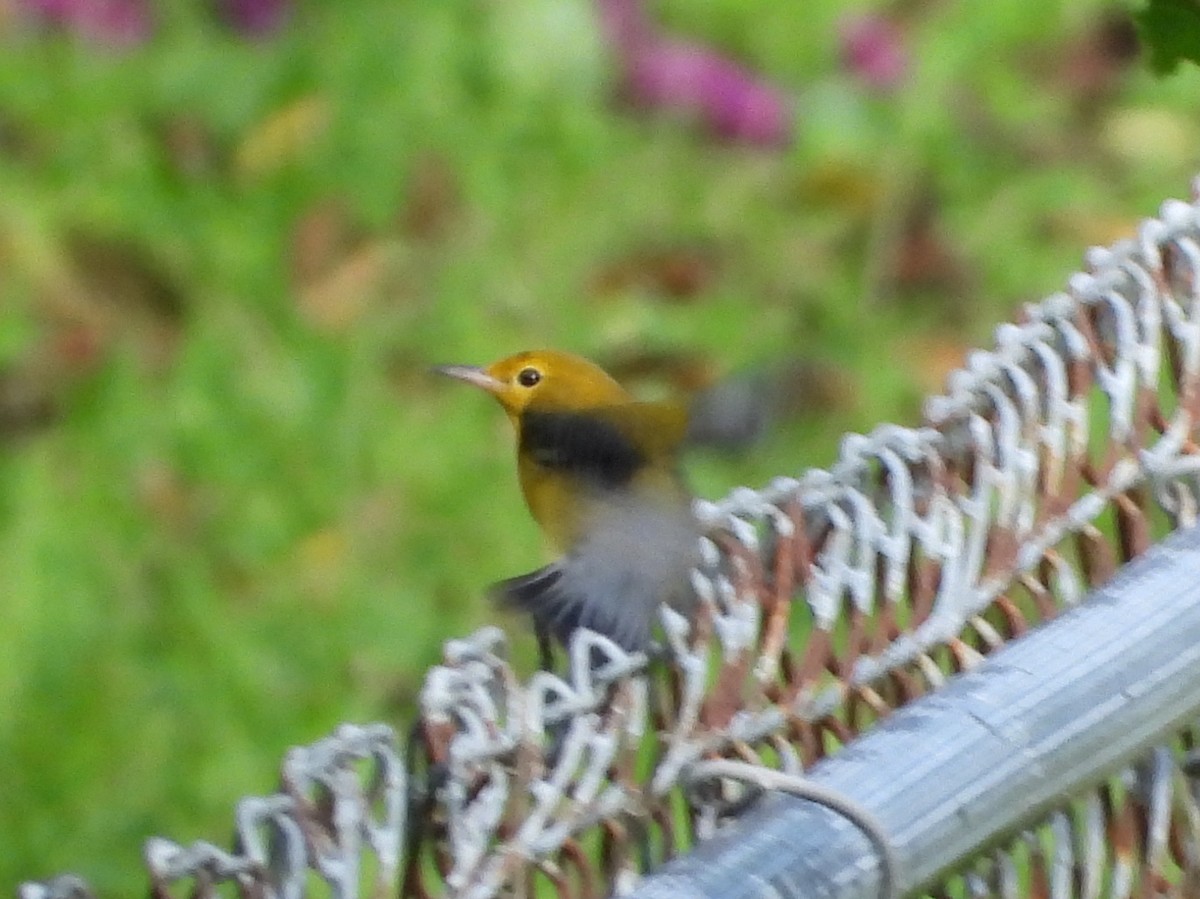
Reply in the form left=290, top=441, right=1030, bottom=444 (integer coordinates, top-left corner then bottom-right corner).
left=439, top=349, right=691, bottom=550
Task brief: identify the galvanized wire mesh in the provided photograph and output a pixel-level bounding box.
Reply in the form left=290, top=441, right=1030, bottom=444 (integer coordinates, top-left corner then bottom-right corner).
left=18, top=176, right=1200, bottom=899
left=629, top=521, right=1200, bottom=898
left=949, top=738, right=1200, bottom=899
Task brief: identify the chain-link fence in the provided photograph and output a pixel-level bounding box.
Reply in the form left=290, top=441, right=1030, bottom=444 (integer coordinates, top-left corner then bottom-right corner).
left=20, top=177, right=1200, bottom=899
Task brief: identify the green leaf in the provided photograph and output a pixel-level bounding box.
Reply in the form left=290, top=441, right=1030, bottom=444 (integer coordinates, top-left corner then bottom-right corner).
left=1136, top=0, right=1200, bottom=75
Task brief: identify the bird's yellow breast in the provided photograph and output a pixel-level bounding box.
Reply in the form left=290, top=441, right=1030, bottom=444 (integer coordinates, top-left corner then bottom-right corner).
left=518, top=447, right=689, bottom=551
left=518, top=458, right=579, bottom=551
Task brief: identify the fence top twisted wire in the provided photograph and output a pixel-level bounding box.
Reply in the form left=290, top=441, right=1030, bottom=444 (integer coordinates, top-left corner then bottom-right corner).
left=20, top=176, right=1200, bottom=899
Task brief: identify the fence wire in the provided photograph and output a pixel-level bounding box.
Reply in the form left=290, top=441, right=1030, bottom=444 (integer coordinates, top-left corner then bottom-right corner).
left=630, top=522, right=1200, bottom=898
left=18, top=175, right=1200, bottom=899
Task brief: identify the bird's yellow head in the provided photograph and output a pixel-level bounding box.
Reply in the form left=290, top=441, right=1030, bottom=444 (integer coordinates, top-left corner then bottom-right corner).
left=435, top=349, right=631, bottom=422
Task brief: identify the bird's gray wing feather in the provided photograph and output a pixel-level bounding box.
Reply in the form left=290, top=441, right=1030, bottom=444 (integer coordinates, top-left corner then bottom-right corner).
left=491, top=494, right=698, bottom=652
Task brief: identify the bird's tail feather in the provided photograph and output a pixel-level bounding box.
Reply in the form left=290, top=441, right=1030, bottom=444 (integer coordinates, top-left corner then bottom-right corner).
left=490, top=561, right=652, bottom=653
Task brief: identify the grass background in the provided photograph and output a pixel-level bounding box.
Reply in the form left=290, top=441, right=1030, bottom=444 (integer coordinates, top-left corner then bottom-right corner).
left=0, top=0, right=1198, bottom=892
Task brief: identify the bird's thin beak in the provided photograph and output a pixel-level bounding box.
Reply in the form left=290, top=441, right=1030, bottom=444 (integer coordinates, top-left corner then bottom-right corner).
left=432, top=364, right=505, bottom=394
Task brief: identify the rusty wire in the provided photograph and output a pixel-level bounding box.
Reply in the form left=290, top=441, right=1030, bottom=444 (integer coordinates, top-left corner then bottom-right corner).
left=17, top=177, right=1200, bottom=899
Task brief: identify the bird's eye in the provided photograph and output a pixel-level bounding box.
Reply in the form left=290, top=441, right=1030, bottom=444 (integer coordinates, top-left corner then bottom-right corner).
left=517, top=367, right=542, bottom=388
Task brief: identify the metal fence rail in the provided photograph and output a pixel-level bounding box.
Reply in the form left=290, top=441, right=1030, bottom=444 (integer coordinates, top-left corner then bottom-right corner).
left=629, top=523, right=1200, bottom=898
left=18, top=177, right=1200, bottom=899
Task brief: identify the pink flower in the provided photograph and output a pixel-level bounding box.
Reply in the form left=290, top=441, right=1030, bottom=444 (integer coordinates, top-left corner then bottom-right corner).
left=595, top=0, right=793, bottom=146
left=626, top=37, right=792, bottom=145
left=216, top=0, right=291, bottom=38
left=595, top=0, right=652, bottom=51
left=21, top=0, right=152, bottom=47
left=839, top=13, right=908, bottom=92
left=18, top=0, right=293, bottom=45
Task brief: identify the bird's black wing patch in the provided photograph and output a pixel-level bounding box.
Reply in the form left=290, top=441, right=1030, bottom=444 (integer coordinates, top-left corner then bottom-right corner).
left=519, top=410, right=644, bottom=488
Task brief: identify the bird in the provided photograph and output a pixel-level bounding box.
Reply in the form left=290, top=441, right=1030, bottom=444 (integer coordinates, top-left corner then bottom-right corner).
left=435, top=350, right=699, bottom=664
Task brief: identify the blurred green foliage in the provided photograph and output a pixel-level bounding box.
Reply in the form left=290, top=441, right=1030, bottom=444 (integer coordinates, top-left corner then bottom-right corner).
left=1136, top=0, right=1200, bottom=73
left=0, top=0, right=1198, bottom=892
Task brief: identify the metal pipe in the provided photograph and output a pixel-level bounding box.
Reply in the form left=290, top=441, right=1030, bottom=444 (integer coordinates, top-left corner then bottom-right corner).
left=628, top=523, right=1200, bottom=898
